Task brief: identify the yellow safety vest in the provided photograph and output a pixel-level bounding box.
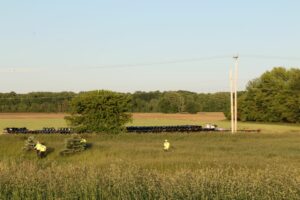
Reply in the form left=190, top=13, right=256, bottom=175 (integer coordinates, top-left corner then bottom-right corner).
left=35, top=143, right=42, bottom=151
left=164, top=142, right=170, bottom=150
left=35, top=143, right=46, bottom=152
left=39, top=144, right=47, bottom=152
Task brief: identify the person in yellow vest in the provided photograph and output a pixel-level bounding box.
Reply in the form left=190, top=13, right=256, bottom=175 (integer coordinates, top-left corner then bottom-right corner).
left=34, top=141, right=47, bottom=158
left=163, top=139, right=170, bottom=151
left=80, top=138, right=87, bottom=148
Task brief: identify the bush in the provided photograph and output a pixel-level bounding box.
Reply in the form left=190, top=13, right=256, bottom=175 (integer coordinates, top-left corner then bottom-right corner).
left=60, top=136, right=88, bottom=156
left=65, top=90, right=132, bottom=133
left=23, top=136, right=36, bottom=151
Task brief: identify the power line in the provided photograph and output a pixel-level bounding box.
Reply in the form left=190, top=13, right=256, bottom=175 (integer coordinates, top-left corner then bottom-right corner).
left=242, top=55, right=300, bottom=61
left=0, top=55, right=230, bottom=72
left=1, top=54, right=299, bottom=72
left=85, top=55, right=230, bottom=69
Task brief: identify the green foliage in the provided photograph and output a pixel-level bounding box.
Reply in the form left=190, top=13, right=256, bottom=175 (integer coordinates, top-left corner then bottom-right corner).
left=65, top=90, right=132, bottom=133
left=185, top=98, right=199, bottom=113
left=131, top=91, right=162, bottom=112
left=0, top=90, right=231, bottom=114
left=0, top=92, right=75, bottom=112
left=198, top=92, right=230, bottom=113
left=60, top=136, right=87, bottom=155
left=131, top=90, right=229, bottom=114
left=0, top=162, right=299, bottom=199
left=239, top=67, right=300, bottom=123
left=158, top=92, right=185, bottom=113
left=23, top=136, right=36, bottom=151
left=224, top=91, right=245, bottom=120
left=1, top=133, right=300, bottom=199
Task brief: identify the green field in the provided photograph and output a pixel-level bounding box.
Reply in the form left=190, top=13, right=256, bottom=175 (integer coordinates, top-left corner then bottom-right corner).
left=0, top=113, right=300, bottom=199
left=1, top=112, right=300, bottom=133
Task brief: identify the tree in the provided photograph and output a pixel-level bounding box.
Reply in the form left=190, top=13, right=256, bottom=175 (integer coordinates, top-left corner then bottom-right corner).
left=65, top=90, right=132, bottom=133
left=0, top=90, right=232, bottom=114
left=238, top=67, right=300, bottom=123
left=185, top=98, right=199, bottom=114
left=131, top=91, right=161, bottom=112
left=158, top=92, right=185, bottom=113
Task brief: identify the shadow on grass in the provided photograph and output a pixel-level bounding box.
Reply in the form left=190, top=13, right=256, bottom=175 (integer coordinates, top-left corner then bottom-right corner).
left=46, top=147, right=55, bottom=155
left=85, top=143, right=93, bottom=149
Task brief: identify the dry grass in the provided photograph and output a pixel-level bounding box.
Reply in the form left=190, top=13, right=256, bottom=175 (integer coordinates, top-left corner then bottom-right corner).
left=0, top=161, right=299, bottom=200
left=1, top=112, right=300, bottom=134
left=0, top=112, right=225, bottom=121
left=0, top=133, right=300, bottom=199
left=0, top=112, right=300, bottom=199
left=0, top=113, right=67, bottom=119
left=132, top=112, right=226, bottom=122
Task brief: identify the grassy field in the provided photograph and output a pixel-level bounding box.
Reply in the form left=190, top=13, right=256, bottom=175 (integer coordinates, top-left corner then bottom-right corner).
left=0, top=113, right=300, bottom=199
left=1, top=112, right=300, bottom=133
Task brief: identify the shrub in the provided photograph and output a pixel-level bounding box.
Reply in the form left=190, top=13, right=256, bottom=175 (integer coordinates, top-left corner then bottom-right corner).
left=65, top=90, right=132, bottom=134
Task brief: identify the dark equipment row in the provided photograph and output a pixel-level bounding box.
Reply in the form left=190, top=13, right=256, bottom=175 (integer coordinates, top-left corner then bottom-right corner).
left=3, top=127, right=73, bottom=134
left=126, top=125, right=218, bottom=133
left=3, top=124, right=221, bottom=134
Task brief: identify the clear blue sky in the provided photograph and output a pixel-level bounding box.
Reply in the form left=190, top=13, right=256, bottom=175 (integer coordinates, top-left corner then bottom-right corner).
left=1, top=0, right=299, bottom=93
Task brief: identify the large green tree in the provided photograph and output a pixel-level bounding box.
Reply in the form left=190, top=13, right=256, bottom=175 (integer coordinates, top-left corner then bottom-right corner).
left=65, top=90, right=132, bottom=133
left=158, top=92, right=185, bottom=113
left=238, top=67, right=300, bottom=123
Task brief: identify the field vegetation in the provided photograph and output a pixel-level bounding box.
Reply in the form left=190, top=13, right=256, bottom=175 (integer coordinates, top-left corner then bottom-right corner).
left=65, top=90, right=132, bottom=133
left=0, top=90, right=229, bottom=114
left=1, top=67, right=299, bottom=125
left=0, top=113, right=300, bottom=199
left=1, top=112, right=299, bottom=133
left=238, top=67, right=300, bottom=123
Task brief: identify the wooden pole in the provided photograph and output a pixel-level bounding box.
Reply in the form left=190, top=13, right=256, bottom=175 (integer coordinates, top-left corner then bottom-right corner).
left=230, top=67, right=234, bottom=133
left=233, top=55, right=239, bottom=133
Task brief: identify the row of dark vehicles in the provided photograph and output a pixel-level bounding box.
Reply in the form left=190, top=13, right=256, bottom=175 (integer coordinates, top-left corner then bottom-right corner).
left=4, top=127, right=73, bottom=134
left=126, top=125, right=222, bottom=133
left=3, top=124, right=223, bottom=134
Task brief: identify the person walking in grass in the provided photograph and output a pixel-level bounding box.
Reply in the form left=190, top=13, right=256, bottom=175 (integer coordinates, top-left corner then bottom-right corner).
left=80, top=138, right=87, bottom=148
left=164, top=139, right=170, bottom=151
left=34, top=141, right=47, bottom=158
left=80, top=138, right=87, bottom=144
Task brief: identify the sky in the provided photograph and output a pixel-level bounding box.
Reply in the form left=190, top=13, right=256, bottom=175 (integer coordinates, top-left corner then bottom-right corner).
left=0, top=0, right=299, bottom=93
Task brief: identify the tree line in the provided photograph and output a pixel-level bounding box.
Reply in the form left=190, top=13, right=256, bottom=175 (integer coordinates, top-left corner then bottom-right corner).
left=61, top=66, right=300, bottom=134
left=131, top=91, right=229, bottom=114
left=0, top=91, right=229, bottom=114
left=238, top=67, right=300, bottom=123
left=1, top=67, right=299, bottom=124
left=0, top=92, right=76, bottom=112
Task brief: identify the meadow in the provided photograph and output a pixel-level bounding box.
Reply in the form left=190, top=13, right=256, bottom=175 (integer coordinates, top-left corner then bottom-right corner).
left=0, top=113, right=300, bottom=199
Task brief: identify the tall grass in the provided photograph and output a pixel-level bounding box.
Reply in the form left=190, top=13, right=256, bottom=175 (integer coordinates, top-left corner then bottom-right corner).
left=0, top=161, right=299, bottom=199
left=0, top=133, right=299, bottom=199
left=0, top=113, right=300, bottom=199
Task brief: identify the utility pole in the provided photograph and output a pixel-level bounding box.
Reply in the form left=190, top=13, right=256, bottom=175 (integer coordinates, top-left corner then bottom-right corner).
left=232, top=55, right=239, bottom=133
left=230, top=66, right=234, bottom=133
